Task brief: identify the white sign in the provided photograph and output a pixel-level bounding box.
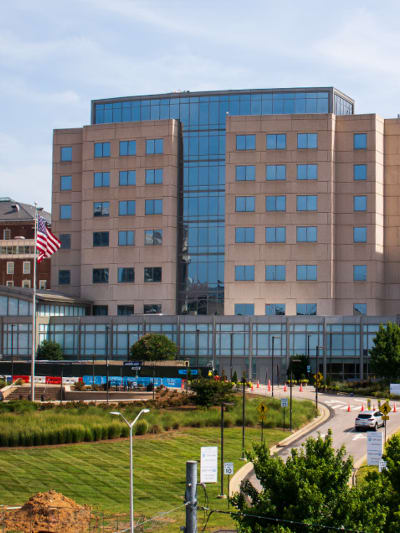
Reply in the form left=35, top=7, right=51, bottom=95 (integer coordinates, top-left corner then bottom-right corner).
left=281, top=398, right=288, bottom=408
left=367, top=432, right=383, bottom=466
left=379, top=459, right=387, bottom=473
left=224, top=462, right=234, bottom=475
left=200, top=446, right=218, bottom=483
left=390, top=384, right=400, bottom=395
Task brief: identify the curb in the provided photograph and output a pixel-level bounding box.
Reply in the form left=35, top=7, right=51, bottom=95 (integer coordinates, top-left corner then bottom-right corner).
left=229, top=402, right=330, bottom=497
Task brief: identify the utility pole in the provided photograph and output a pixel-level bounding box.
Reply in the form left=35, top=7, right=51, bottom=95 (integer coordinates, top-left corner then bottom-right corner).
left=241, top=377, right=246, bottom=460
left=315, top=345, right=319, bottom=410
left=184, top=460, right=197, bottom=533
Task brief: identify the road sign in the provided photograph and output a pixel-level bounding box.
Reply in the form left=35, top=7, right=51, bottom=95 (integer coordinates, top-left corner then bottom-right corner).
left=123, top=361, right=142, bottom=367
left=367, top=432, right=383, bottom=466
left=382, top=415, right=390, bottom=421
left=381, top=402, right=391, bottom=415
left=224, top=462, right=234, bottom=475
left=379, top=459, right=387, bottom=472
left=307, top=365, right=311, bottom=373
left=281, top=398, right=288, bottom=408
left=257, top=402, right=267, bottom=421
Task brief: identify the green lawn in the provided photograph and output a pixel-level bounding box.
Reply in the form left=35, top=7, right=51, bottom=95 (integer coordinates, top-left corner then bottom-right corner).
left=0, top=426, right=286, bottom=532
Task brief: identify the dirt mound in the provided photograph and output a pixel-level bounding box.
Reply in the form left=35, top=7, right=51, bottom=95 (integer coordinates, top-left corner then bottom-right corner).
left=2, top=490, right=92, bottom=532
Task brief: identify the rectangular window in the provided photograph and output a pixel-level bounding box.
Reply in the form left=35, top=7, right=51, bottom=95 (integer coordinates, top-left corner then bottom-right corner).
left=353, top=227, right=367, bottom=243
left=265, top=265, right=286, bottom=281
left=297, top=195, right=317, bottom=211
left=144, top=230, right=163, bottom=245
left=235, top=265, right=255, bottom=281
left=60, top=175, right=72, bottom=190
left=59, top=270, right=70, bottom=285
left=119, top=170, right=136, bottom=186
left=354, top=196, right=367, bottom=211
left=266, top=195, right=286, bottom=211
left=297, top=133, right=318, bottom=149
left=296, top=226, right=317, bottom=242
left=265, top=227, right=286, bottom=243
left=94, top=142, right=110, bottom=158
left=59, top=233, right=72, bottom=248
left=119, top=140, right=136, bottom=156
left=93, top=305, right=108, bottom=316
left=119, top=200, right=136, bottom=216
left=296, top=303, right=317, bottom=315
left=145, top=199, right=163, bottom=215
left=354, top=133, right=367, bottom=150
left=266, top=304, right=286, bottom=315
left=145, top=169, right=163, bottom=184
left=235, top=227, right=255, bottom=243
left=39, top=280, right=47, bottom=290
left=353, top=303, right=367, bottom=315
left=5, top=280, right=14, bottom=287
left=93, top=202, right=109, bottom=217
left=144, top=267, right=162, bottom=282
left=7, top=262, right=14, bottom=274
left=266, top=134, right=286, bottom=150
left=3, top=229, right=11, bottom=239
left=235, top=196, right=255, bottom=212
left=235, top=165, right=255, bottom=181
left=354, top=164, right=367, bottom=180
left=23, top=261, right=31, bottom=274
left=22, top=279, right=31, bottom=288
left=266, top=165, right=286, bottom=180
left=146, top=139, right=163, bottom=154
left=118, top=267, right=135, bottom=283
left=236, top=135, right=256, bottom=150
left=297, top=164, right=317, bottom=180
left=296, top=265, right=317, bottom=281
left=93, top=232, right=109, bottom=247
left=60, top=146, right=72, bottom=161
left=94, top=172, right=110, bottom=187
left=118, top=230, right=135, bottom=246
left=234, top=303, right=254, bottom=315
left=144, top=304, right=162, bottom=314
left=353, top=265, right=367, bottom=281
left=60, top=204, right=72, bottom=219
left=93, top=268, right=109, bottom=283
left=118, top=305, right=135, bottom=316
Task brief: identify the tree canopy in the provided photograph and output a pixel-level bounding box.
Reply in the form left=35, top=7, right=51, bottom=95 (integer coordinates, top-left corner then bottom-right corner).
left=36, top=340, right=63, bottom=360
left=129, top=333, right=178, bottom=361
left=370, top=322, right=400, bottom=382
left=189, top=378, right=235, bottom=407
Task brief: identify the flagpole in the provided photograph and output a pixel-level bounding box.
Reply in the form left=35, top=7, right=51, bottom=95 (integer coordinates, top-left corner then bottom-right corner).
left=31, top=203, right=38, bottom=402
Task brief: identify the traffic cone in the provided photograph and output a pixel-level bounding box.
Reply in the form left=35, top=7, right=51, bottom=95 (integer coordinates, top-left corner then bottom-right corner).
left=299, top=383, right=303, bottom=392
left=283, top=384, right=287, bottom=392
left=251, top=383, right=254, bottom=391
left=257, top=380, right=260, bottom=389
left=361, top=404, right=364, bottom=412
left=181, top=379, right=184, bottom=390
left=347, top=404, right=351, bottom=412
left=267, top=380, right=271, bottom=392
left=394, top=403, right=397, bottom=413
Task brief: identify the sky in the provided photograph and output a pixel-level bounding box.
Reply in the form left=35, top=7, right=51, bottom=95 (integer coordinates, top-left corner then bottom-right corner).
left=1, top=0, right=400, bottom=212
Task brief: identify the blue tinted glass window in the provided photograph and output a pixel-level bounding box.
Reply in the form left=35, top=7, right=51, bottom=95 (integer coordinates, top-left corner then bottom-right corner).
left=60, top=205, right=71, bottom=219
left=144, top=230, right=163, bottom=245
left=94, top=142, right=110, bottom=158
left=59, top=270, right=70, bottom=285
left=119, top=200, right=136, bottom=216
left=266, top=303, right=286, bottom=315
left=118, top=267, right=135, bottom=283
left=296, top=303, right=317, bottom=315
left=265, top=265, right=286, bottom=281
left=235, top=196, right=255, bottom=212
left=146, top=139, right=163, bottom=154
left=297, top=195, right=317, bottom=211
left=265, top=227, right=286, bottom=243
left=354, top=164, right=367, bottom=180
left=353, top=303, right=367, bottom=315
left=60, top=146, right=72, bottom=161
left=93, top=268, right=109, bottom=283
left=266, top=134, right=286, bottom=150
left=354, top=196, right=367, bottom=211
left=236, top=135, right=256, bottom=151
left=353, top=265, right=367, bottom=281
left=297, top=265, right=317, bottom=280
left=235, top=265, right=255, bottom=281
left=235, top=227, right=255, bottom=243
left=266, top=165, right=286, bottom=180
left=118, top=230, right=135, bottom=246
left=354, top=133, right=367, bottom=150
left=235, top=165, right=255, bottom=181
left=297, top=164, right=317, bottom=180
left=119, top=170, right=136, bottom=186
left=266, top=196, right=286, bottom=211
left=234, top=304, right=254, bottom=315
left=60, top=175, right=72, bottom=191
left=145, top=199, right=163, bottom=215
left=353, top=227, right=367, bottom=243
left=119, top=140, right=136, bottom=156
left=94, top=172, right=110, bottom=187
left=93, top=202, right=109, bottom=217
left=296, top=226, right=317, bottom=242
left=145, top=169, right=163, bottom=184
left=297, top=133, right=318, bottom=149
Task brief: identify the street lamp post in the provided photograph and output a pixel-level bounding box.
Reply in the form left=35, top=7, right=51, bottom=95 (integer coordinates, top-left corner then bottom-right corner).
left=241, top=377, right=246, bottom=460
left=289, top=359, right=301, bottom=431
left=271, top=336, right=279, bottom=397
left=195, top=329, right=200, bottom=371
left=111, top=409, right=150, bottom=533
left=229, top=333, right=233, bottom=381
left=315, top=346, right=320, bottom=410
left=105, top=325, right=110, bottom=404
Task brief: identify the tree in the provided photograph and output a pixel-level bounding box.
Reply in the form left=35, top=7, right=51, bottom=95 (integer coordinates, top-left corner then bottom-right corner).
left=370, top=322, right=400, bottom=382
left=36, top=340, right=63, bottom=360
left=189, top=378, right=235, bottom=407
left=286, top=355, right=310, bottom=382
left=129, top=333, right=178, bottom=361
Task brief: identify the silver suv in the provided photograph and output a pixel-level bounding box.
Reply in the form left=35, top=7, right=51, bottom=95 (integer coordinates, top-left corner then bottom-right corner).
left=355, top=410, right=384, bottom=431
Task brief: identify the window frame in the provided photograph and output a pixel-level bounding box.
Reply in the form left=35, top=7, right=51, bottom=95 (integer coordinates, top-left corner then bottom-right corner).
left=119, top=170, right=136, bottom=186
left=353, top=265, right=367, bottom=281
left=235, top=196, right=255, bottom=212
left=265, top=265, right=286, bottom=281
left=144, top=230, right=163, bottom=245
left=296, top=226, right=317, bottom=242
left=265, top=303, right=286, bottom=315
left=118, top=267, right=135, bottom=283
left=296, top=265, right=317, bottom=281
left=296, top=195, right=317, bottom=211
left=297, top=164, right=318, bottom=180
left=93, top=201, right=110, bottom=217
left=145, top=199, right=163, bottom=215
left=119, top=200, right=136, bottom=216
left=94, top=142, right=111, bottom=158
left=60, top=204, right=72, bottom=219
left=353, top=227, right=367, bottom=243
left=144, top=267, right=162, bottom=283
left=60, top=146, right=72, bottom=162
left=145, top=169, right=163, bottom=184
left=265, top=227, right=286, bottom=243
left=266, top=195, right=286, bottom=212
left=93, top=232, right=109, bottom=247
left=354, top=133, right=367, bottom=150
left=266, top=164, right=286, bottom=181
left=297, top=133, right=318, bottom=149
left=60, top=175, right=72, bottom=191
left=266, top=134, right=286, bottom=150
left=92, top=268, right=109, bottom=284
left=146, top=138, right=164, bottom=154
left=119, top=140, right=136, bottom=156
left=354, top=196, right=367, bottom=212
left=94, top=172, right=110, bottom=188
left=235, top=165, right=256, bottom=181
left=235, top=227, right=255, bottom=243
left=59, top=270, right=71, bottom=285
left=235, top=265, right=255, bottom=281
left=118, top=230, right=135, bottom=246
left=236, top=135, right=256, bottom=151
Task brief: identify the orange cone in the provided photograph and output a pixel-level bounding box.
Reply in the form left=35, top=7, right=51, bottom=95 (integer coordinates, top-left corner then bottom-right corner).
left=283, top=384, right=287, bottom=392
left=251, top=383, right=254, bottom=391
left=361, top=404, right=364, bottom=412
left=347, top=404, right=351, bottom=412
left=394, top=403, right=397, bottom=413
left=267, top=380, right=271, bottom=392
left=299, top=383, right=303, bottom=392
left=181, top=379, right=184, bottom=390
left=257, top=380, right=260, bottom=389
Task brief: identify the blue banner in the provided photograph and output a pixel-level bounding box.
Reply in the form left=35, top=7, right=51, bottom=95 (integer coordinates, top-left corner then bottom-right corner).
left=83, top=376, right=182, bottom=388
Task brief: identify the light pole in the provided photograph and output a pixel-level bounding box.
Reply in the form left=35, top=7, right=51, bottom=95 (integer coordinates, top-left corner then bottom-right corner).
left=111, top=409, right=150, bottom=533
left=241, top=376, right=246, bottom=460
left=315, top=346, right=321, bottom=410
left=105, top=325, right=110, bottom=404
left=289, top=359, right=301, bottom=431
left=195, top=329, right=200, bottom=370
left=271, top=336, right=279, bottom=397
left=229, top=333, right=233, bottom=381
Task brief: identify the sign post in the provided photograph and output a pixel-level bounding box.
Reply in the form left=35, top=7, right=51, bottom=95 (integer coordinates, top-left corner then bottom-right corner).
left=281, top=398, right=288, bottom=429
left=257, top=402, right=267, bottom=442
left=381, top=401, right=391, bottom=443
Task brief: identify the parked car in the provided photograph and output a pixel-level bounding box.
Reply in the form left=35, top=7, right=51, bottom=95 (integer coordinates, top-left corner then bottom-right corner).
left=355, top=410, right=384, bottom=431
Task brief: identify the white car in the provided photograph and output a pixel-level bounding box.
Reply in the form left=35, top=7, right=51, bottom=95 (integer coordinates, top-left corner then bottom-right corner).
left=355, top=410, right=384, bottom=431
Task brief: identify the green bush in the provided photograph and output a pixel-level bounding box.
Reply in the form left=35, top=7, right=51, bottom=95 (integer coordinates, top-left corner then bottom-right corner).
left=135, top=420, right=149, bottom=436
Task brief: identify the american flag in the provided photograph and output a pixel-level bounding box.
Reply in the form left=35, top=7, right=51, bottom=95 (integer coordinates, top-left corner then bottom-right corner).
left=36, top=215, right=61, bottom=263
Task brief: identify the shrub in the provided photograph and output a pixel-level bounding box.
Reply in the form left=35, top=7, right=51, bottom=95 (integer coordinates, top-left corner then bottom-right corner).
left=190, top=378, right=235, bottom=407
left=149, top=424, right=161, bottom=434
left=135, top=420, right=149, bottom=436
left=37, top=339, right=63, bottom=360
left=129, top=333, right=178, bottom=361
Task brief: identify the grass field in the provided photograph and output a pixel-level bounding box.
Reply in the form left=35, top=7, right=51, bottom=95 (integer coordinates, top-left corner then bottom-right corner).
left=0, top=426, right=286, bottom=531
